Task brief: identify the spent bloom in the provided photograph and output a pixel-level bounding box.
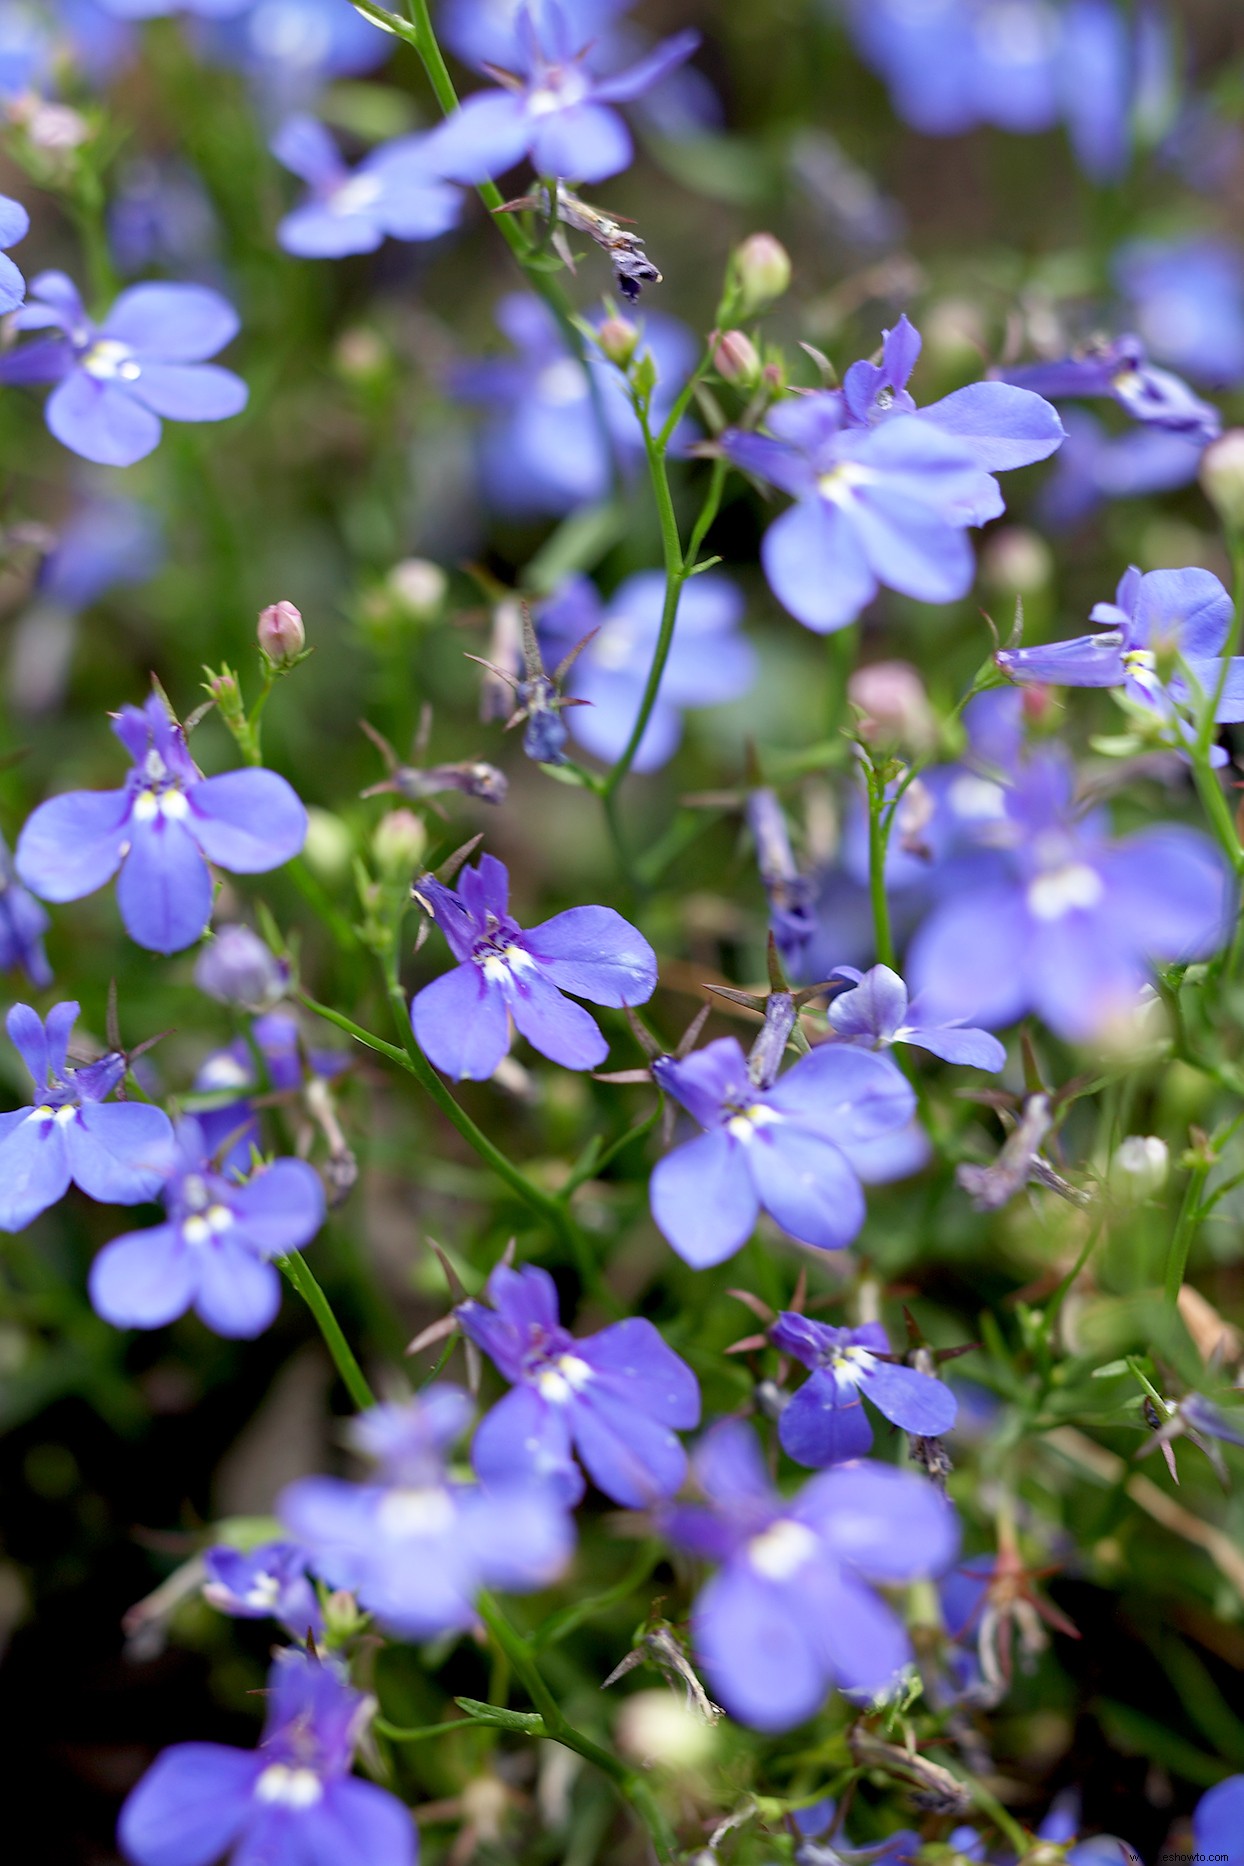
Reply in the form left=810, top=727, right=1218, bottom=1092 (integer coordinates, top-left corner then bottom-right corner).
left=663, top=1420, right=959, bottom=1730
left=0, top=1001, right=173, bottom=1232
left=769, top=1314, right=957, bottom=1467
left=118, top=1647, right=416, bottom=1866
left=724, top=315, right=1062, bottom=632
left=202, top=1540, right=323, bottom=1640
left=828, top=963, right=1006, bottom=1069
left=429, top=4, right=699, bottom=185
left=649, top=1035, right=915, bottom=1267
left=459, top=1261, right=700, bottom=1507
left=271, top=115, right=461, bottom=257
left=0, top=191, right=29, bottom=313
left=279, top=1386, right=574, bottom=1638
left=16, top=694, right=307, bottom=954
left=0, top=273, right=247, bottom=466
left=88, top=1117, right=326, bottom=1339
left=411, top=852, right=657, bottom=1081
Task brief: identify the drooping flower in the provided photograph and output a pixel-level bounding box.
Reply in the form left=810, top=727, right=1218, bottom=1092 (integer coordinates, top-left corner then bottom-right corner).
left=649, top=1035, right=915, bottom=1268
left=0, top=273, right=247, bottom=466
left=118, top=1647, right=416, bottom=1866
left=0, top=1001, right=174, bottom=1232
left=202, top=1540, right=323, bottom=1640
left=428, top=4, right=699, bottom=185
left=0, top=833, right=52, bottom=987
left=769, top=1313, right=957, bottom=1467
left=724, top=316, right=1062, bottom=633
left=88, top=1117, right=325, bottom=1339
left=411, top=852, right=657, bottom=1081
left=1003, top=331, right=1221, bottom=442
left=270, top=116, right=461, bottom=257
left=662, top=1420, right=958, bottom=1730
left=536, top=570, right=756, bottom=771
left=279, top=1386, right=574, bottom=1638
left=0, top=192, right=29, bottom=314
left=459, top=1261, right=700, bottom=1507
left=16, top=694, right=307, bottom=954
left=827, top=963, right=1006, bottom=1070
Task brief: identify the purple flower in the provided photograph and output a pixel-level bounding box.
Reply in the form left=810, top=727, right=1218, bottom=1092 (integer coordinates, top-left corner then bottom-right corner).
left=88, top=1117, right=325, bottom=1338
left=279, top=1386, right=574, bottom=1638
left=459, top=1261, right=700, bottom=1508
left=35, top=495, right=163, bottom=612
left=828, top=962, right=1006, bottom=1069
left=193, top=1009, right=346, bottom=1174
left=1194, top=1776, right=1244, bottom=1866
left=906, top=747, right=1230, bottom=1041
left=118, top=1647, right=416, bottom=1866
left=411, top=853, right=656, bottom=1081
left=16, top=694, right=307, bottom=954
left=649, top=1035, right=915, bottom=1268
left=663, top=1420, right=958, bottom=1730
left=1037, top=407, right=1205, bottom=527
left=270, top=116, right=460, bottom=257
left=0, top=833, right=52, bottom=988
left=769, top=1314, right=957, bottom=1467
left=195, top=0, right=390, bottom=111
left=195, top=923, right=290, bottom=1011
left=0, top=192, right=29, bottom=314
left=202, top=1540, right=323, bottom=1640
left=1116, top=237, right=1244, bottom=389
left=792, top=1797, right=920, bottom=1866
left=429, top=4, right=699, bottom=185
left=440, top=0, right=626, bottom=71
left=1003, top=332, right=1221, bottom=443
left=0, top=272, right=247, bottom=467
left=0, top=1001, right=174, bottom=1232
left=537, top=570, right=756, bottom=771
left=724, top=316, right=1062, bottom=633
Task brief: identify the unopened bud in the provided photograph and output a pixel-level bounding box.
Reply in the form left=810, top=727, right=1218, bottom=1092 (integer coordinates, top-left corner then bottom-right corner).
left=980, top=525, right=1053, bottom=595
left=614, top=1690, right=718, bottom=1772
left=1109, top=1135, right=1169, bottom=1201
left=732, top=233, right=791, bottom=316
left=257, top=600, right=305, bottom=669
left=1200, top=429, right=1244, bottom=532
left=597, top=314, right=639, bottom=368
left=387, top=558, right=446, bottom=622
left=848, top=659, right=936, bottom=751
left=322, top=1588, right=367, bottom=1643
left=24, top=102, right=92, bottom=152
left=710, top=328, right=760, bottom=386
left=372, top=808, right=427, bottom=875
left=194, top=924, right=289, bottom=1011
left=208, top=668, right=242, bottom=712
left=302, top=808, right=353, bottom=883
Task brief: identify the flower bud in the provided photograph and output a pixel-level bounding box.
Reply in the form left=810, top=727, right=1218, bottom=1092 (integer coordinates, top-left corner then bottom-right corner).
left=322, top=1588, right=367, bottom=1644
left=1109, top=1135, right=1169, bottom=1201
left=1200, top=429, right=1244, bottom=532
left=387, top=558, right=446, bottom=622
left=732, top=233, right=791, bottom=316
left=302, top=807, right=353, bottom=883
left=980, top=525, right=1053, bottom=595
left=257, top=600, right=305, bottom=669
left=194, top=924, right=289, bottom=1011
left=848, top=659, right=936, bottom=751
left=597, top=314, right=639, bottom=367
left=710, top=328, right=760, bottom=386
left=614, top=1690, right=718, bottom=1772
left=372, top=808, right=427, bottom=875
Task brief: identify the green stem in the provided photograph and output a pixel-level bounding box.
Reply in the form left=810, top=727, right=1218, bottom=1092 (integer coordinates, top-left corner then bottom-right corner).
left=865, top=762, right=896, bottom=970
left=1164, top=1158, right=1211, bottom=1309
left=277, top=1250, right=375, bottom=1411
left=375, top=1717, right=473, bottom=1743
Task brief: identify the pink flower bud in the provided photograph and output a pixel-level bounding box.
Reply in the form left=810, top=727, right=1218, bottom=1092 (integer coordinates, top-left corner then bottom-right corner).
left=597, top=315, right=639, bottom=367
left=848, top=660, right=935, bottom=751
left=732, top=234, right=791, bottom=315
left=1201, top=429, right=1244, bottom=531
left=710, top=328, right=760, bottom=385
left=258, top=601, right=305, bottom=668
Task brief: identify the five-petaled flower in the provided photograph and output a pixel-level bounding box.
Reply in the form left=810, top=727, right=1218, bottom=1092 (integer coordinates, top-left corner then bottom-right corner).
left=411, top=852, right=657, bottom=1080
left=769, top=1313, right=957, bottom=1467
left=118, top=1647, right=416, bottom=1866
left=459, top=1261, right=700, bottom=1507
left=0, top=272, right=248, bottom=466
left=271, top=115, right=461, bottom=257
left=16, top=693, right=307, bottom=954
left=0, top=1001, right=173, bottom=1233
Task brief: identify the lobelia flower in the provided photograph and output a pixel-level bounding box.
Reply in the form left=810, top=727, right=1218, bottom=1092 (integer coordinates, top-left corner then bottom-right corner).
left=1003, top=331, right=1221, bottom=443
left=0, top=1001, right=174, bottom=1232
left=724, top=315, right=1062, bottom=633
left=458, top=1261, right=700, bottom=1508
left=828, top=963, right=1006, bottom=1069
left=118, top=1647, right=417, bottom=1866
left=440, top=0, right=627, bottom=72
left=88, top=1116, right=326, bottom=1339
left=648, top=1034, right=915, bottom=1268
left=270, top=116, right=461, bottom=258
left=16, top=693, right=307, bottom=955
left=195, top=0, right=390, bottom=112
left=428, top=3, right=699, bottom=186
left=0, top=273, right=248, bottom=467
left=279, top=1386, right=574, bottom=1638
left=193, top=1009, right=347, bottom=1174
left=194, top=923, right=290, bottom=1011
left=1038, top=406, right=1205, bottom=528
left=791, top=1797, right=919, bottom=1866
left=905, top=746, right=1230, bottom=1041
left=202, top=1540, right=323, bottom=1639
left=537, top=570, right=756, bottom=770
left=1194, top=1776, right=1244, bottom=1866
left=0, top=192, right=29, bottom=314
left=1116, top=236, right=1244, bottom=389
left=411, top=852, right=657, bottom=1081
left=769, top=1313, right=957, bottom=1467
left=662, top=1420, right=959, bottom=1731
left=0, top=833, right=52, bottom=987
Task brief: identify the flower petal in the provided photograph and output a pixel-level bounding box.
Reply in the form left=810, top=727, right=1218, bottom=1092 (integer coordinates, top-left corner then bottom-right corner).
left=916, top=381, right=1064, bottom=472
left=472, top=1386, right=583, bottom=1505
left=89, top=1225, right=196, bottom=1329
left=118, top=1744, right=259, bottom=1866
left=505, top=968, right=607, bottom=1070
left=16, top=789, right=131, bottom=903
left=0, top=1113, right=70, bottom=1231
left=650, top=1128, right=758, bottom=1267
left=412, top=964, right=510, bottom=1081
left=232, top=1159, right=326, bottom=1256
left=306, top=1780, right=418, bottom=1866
left=862, top=1359, right=958, bottom=1435
left=103, top=283, right=240, bottom=361
left=64, top=1101, right=175, bottom=1204
left=531, top=104, right=632, bottom=184
left=778, top=1370, right=874, bottom=1467
left=525, top=904, right=657, bottom=1007
left=426, top=92, right=531, bottom=184
left=582, top=1317, right=700, bottom=1428
left=797, top=1461, right=960, bottom=1582
left=745, top=1127, right=865, bottom=1251
left=127, top=362, right=248, bottom=423
left=762, top=497, right=877, bottom=634
left=193, top=1238, right=283, bottom=1338
left=187, top=770, right=307, bottom=872
left=116, top=813, right=214, bottom=954
left=694, top=1563, right=828, bottom=1732
left=46, top=373, right=162, bottom=467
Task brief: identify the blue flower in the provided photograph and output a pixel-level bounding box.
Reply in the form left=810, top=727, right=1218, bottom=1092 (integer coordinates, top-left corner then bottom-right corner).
left=537, top=570, right=756, bottom=770
left=0, top=834, right=52, bottom=988
left=89, top=1117, right=325, bottom=1338
left=1194, top=1775, right=1244, bottom=1866
left=279, top=1386, right=574, bottom=1638
left=1116, top=236, right=1244, bottom=388
left=202, top=1540, right=323, bottom=1639
left=459, top=1261, right=700, bottom=1508
left=1004, top=331, right=1221, bottom=442
left=428, top=3, right=699, bottom=185
left=649, top=1035, right=915, bottom=1268
left=35, top=495, right=163, bottom=612
left=193, top=1009, right=347, bottom=1174
left=769, top=1314, right=957, bottom=1466
left=1037, top=407, right=1205, bottom=527
left=0, top=273, right=247, bottom=466
left=16, top=694, right=307, bottom=954
left=828, top=962, right=1007, bottom=1069
left=662, top=1420, right=958, bottom=1730
left=411, top=852, right=657, bottom=1081
left=271, top=115, right=461, bottom=257
left=118, top=1647, right=417, bottom=1866
left=194, top=924, right=290, bottom=1011
left=0, top=192, right=28, bottom=314
left=196, top=0, right=390, bottom=111
left=0, top=1001, right=174, bottom=1232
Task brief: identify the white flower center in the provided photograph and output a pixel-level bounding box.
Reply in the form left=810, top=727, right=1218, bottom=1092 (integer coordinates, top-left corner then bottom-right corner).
left=830, top=1345, right=877, bottom=1386
left=537, top=358, right=588, bottom=406
left=536, top=1352, right=593, bottom=1404
left=528, top=67, right=588, bottom=115
left=377, top=1485, right=456, bottom=1539
left=1122, top=647, right=1156, bottom=672
left=182, top=1204, right=235, bottom=1249
left=480, top=943, right=536, bottom=984
left=82, top=338, right=142, bottom=382
left=725, top=1103, right=784, bottom=1144
left=816, top=462, right=874, bottom=505
left=594, top=618, right=639, bottom=671
left=747, top=1518, right=818, bottom=1581
left=1027, top=861, right=1104, bottom=920
left=331, top=173, right=383, bottom=216
left=132, top=788, right=189, bottom=824
left=254, top=1765, right=324, bottom=1808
